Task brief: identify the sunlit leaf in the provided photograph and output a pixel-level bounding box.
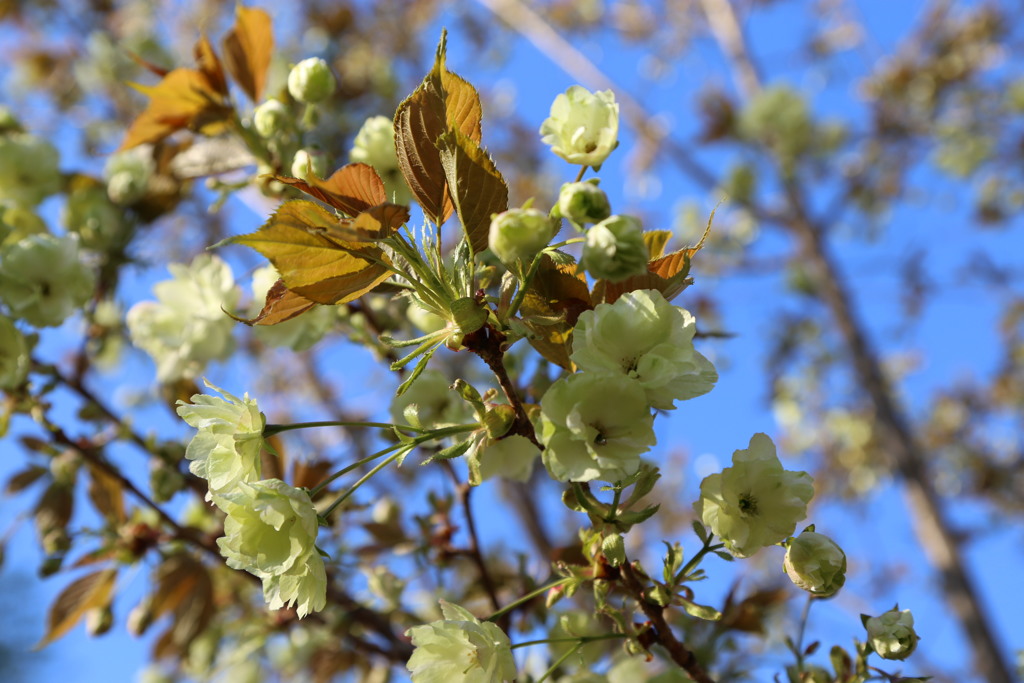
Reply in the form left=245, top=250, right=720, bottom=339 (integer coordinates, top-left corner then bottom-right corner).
left=36, top=569, right=117, bottom=648
left=394, top=30, right=483, bottom=226
left=242, top=278, right=319, bottom=326
left=520, top=255, right=592, bottom=369
left=438, top=129, right=509, bottom=254
left=119, top=68, right=232, bottom=151
left=229, top=200, right=394, bottom=304
left=643, top=230, right=673, bottom=260
left=193, top=36, right=228, bottom=98
left=221, top=5, right=273, bottom=102
left=149, top=555, right=214, bottom=659
left=272, top=163, right=387, bottom=216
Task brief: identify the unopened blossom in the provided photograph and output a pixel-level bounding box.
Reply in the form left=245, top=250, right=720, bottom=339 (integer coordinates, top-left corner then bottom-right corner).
left=249, top=265, right=334, bottom=351
left=695, top=433, right=814, bottom=558
left=540, top=372, right=656, bottom=482
left=291, top=148, right=328, bottom=181
left=406, top=601, right=516, bottom=683
left=253, top=99, right=290, bottom=138
left=864, top=608, right=918, bottom=660
left=287, top=57, right=335, bottom=104
left=0, top=315, right=30, bottom=389
left=63, top=185, right=126, bottom=251
left=0, top=234, right=95, bottom=327
left=581, top=215, right=648, bottom=282
left=350, top=115, right=410, bottom=204
left=540, top=86, right=619, bottom=167
left=571, top=289, right=717, bottom=410
left=126, top=254, right=238, bottom=383
left=0, top=133, right=61, bottom=207
left=783, top=530, right=846, bottom=597
left=557, top=181, right=611, bottom=224
left=104, top=146, right=153, bottom=206
left=215, top=479, right=327, bottom=618
left=488, top=208, right=553, bottom=266
left=176, top=381, right=265, bottom=499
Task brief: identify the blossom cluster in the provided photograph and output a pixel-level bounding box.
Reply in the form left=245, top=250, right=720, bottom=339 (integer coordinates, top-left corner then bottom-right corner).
left=177, top=382, right=326, bottom=617
left=539, top=289, right=717, bottom=483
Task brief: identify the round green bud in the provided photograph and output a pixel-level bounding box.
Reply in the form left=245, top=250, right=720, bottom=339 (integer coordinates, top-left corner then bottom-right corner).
left=252, top=99, right=290, bottom=138
left=783, top=530, right=847, bottom=597
left=865, top=608, right=918, bottom=661
left=291, top=148, right=328, bottom=180
left=63, top=185, right=126, bottom=251
left=558, top=181, right=611, bottom=224
left=488, top=208, right=553, bottom=266
left=581, top=214, right=648, bottom=282
left=287, top=57, right=335, bottom=104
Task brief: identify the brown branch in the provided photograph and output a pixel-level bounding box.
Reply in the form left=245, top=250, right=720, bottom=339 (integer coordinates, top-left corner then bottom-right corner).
left=620, top=561, right=716, bottom=683
left=458, top=482, right=503, bottom=614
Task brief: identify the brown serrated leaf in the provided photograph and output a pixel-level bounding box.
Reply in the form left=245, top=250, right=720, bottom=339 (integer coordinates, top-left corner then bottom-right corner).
left=273, top=163, right=387, bottom=216
left=86, top=463, right=126, bottom=525
left=193, top=36, right=228, bottom=97
left=394, top=30, right=482, bottom=226
left=36, top=568, right=117, bottom=648
left=352, top=203, right=411, bottom=239
left=245, top=278, right=319, bottom=326
left=230, top=200, right=394, bottom=304
left=438, top=129, right=509, bottom=254
left=222, top=5, right=273, bottom=102
left=119, top=68, right=232, bottom=151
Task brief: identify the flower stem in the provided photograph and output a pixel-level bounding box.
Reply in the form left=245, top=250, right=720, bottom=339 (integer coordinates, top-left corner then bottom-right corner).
left=573, top=165, right=589, bottom=183
left=264, top=420, right=433, bottom=437
left=320, top=451, right=404, bottom=519
left=536, top=641, right=584, bottom=683
left=485, top=578, right=570, bottom=622
left=511, top=633, right=627, bottom=650
left=674, top=533, right=725, bottom=583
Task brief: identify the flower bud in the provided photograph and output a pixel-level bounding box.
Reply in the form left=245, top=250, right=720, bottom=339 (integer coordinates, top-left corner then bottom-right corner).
left=86, top=606, right=114, bottom=636
left=540, top=86, right=619, bottom=167
left=252, top=99, right=290, bottom=138
left=581, top=215, right=648, bottom=282
left=557, top=181, right=611, bottom=224
left=783, top=530, right=846, bottom=597
left=601, top=533, right=626, bottom=567
left=104, top=148, right=153, bottom=206
left=350, top=115, right=398, bottom=173
left=488, top=208, right=553, bottom=266
left=287, top=57, right=335, bottom=104
left=291, top=148, right=328, bottom=181
left=63, top=185, right=126, bottom=251
left=449, top=296, right=488, bottom=336
left=864, top=608, right=918, bottom=660
left=483, top=404, right=516, bottom=439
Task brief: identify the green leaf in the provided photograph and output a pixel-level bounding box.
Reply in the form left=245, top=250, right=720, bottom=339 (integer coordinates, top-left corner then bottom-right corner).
left=680, top=599, right=722, bottom=621
left=422, top=439, right=472, bottom=464
left=438, top=129, right=508, bottom=255
left=692, top=520, right=709, bottom=544
left=395, top=345, right=439, bottom=398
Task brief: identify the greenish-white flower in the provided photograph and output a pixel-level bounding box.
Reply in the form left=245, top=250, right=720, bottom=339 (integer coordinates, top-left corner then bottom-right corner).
left=291, top=148, right=328, bottom=181
left=406, top=601, right=516, bottom=683
left=104, top=146, right=153, bottom=205
left=63, top=185, right=126, bottom=251
left=864, top=608, right=918, bottom=660
left=557, top=181, right=611, bottom=225
left=571, top=289, right=717, bottom=410
left=470, top=434, right=540, bottom=484
left=215, top=479, right=327, bottom=618
left=783, top=530, right=846, bottom=597
left=488, top=208, right=553, bottom=266
left=695, top=433, right=814, bottom=558
left=0, top=133, right=61, bottom=207
left=253, top=99, right=290, bottom=138
left=581, top=215, right=648, bottom=282
left=126, top=254, right=238, bottom=383
left=287, top=57, right=335, bottom=104
left=540, top=86, right=619, bottom=167
left=0, top=315, right=30, bottom=389
left=390, top=369, right=474, bottom=429
left=249, top=265, right=334, bottom=351
left=176, top=380, right=265, bottom=499
left=0, top=234, right=95, bottom=327
left=540, top=372, right=656, bottom=482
